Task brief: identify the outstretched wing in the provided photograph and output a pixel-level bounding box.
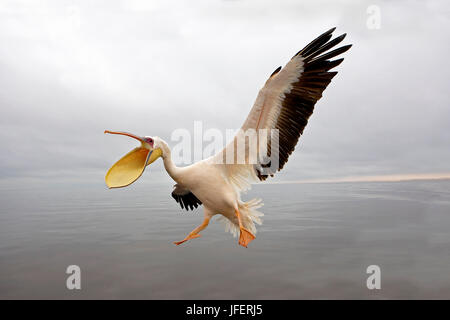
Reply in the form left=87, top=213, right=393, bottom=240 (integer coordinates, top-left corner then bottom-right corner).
left=213, top=28, right=351, bottom=190
left=171, top=184, right=202, bottom=211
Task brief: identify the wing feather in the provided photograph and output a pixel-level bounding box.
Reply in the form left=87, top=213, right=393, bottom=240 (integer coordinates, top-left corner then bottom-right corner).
left=171, top=184, right=202, bottom=211
left=213, top=28, right=351, bottom=188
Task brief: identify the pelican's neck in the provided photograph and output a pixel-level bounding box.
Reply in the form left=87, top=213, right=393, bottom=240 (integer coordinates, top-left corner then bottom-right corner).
left=158, top=139, right=180, bottom=181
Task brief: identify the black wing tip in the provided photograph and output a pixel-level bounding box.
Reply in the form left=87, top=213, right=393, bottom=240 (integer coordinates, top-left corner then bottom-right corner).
left=293, top=28, right=334, bottom=59
left=305, top=43, right=352, bottom=70
left=293, top=28, right=351, bottom=60
left=341, top=44, right=352, bottom=51
left=335, top=33, right=347, bottom=42
left=331, top=58, right=344, bottom=69
left=270, top=66, right=282, bottom=78
left=327, top=27, right=337, bottom=34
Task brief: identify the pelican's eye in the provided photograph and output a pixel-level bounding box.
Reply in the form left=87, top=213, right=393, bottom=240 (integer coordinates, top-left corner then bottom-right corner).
left=146, top=137, right=154, bottom=145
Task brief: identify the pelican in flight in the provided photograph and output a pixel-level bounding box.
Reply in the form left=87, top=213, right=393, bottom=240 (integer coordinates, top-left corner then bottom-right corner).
left=105, top=28, right=351, bottom=247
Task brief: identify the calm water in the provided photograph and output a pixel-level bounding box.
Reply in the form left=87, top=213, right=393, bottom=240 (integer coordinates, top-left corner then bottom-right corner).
left=1, top=178, right=450, bottom=299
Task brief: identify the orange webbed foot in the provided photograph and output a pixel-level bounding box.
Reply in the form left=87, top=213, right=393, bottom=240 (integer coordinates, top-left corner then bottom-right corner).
left=173, top=233, right=201, bottom=246
left=238, top=228, right=255, bottom=248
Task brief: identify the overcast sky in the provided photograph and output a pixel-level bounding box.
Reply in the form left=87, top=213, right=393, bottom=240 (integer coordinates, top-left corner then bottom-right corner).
left=0, top=0, right=449, bottom=187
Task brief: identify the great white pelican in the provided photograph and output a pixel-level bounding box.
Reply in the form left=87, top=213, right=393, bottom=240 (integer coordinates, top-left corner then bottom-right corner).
left=104, top=28, right=351, bottom=247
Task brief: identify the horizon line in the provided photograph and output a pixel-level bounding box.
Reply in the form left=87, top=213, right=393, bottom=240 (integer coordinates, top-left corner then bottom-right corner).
left=263, top=173, right=450, bottom=185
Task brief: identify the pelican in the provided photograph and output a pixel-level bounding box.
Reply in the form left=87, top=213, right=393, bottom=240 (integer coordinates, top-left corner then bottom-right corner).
left=104, top=28, right=351, bottom=247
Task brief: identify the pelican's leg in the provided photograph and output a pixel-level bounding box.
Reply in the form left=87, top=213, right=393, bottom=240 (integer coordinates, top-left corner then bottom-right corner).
left=173, top=217, right=210, bottom=246
left=235, top=209, right=255, bottom=248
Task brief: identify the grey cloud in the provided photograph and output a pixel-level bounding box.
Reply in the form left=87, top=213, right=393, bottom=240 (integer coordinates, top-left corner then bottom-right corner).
left=0, top=0, right=449, bottom=184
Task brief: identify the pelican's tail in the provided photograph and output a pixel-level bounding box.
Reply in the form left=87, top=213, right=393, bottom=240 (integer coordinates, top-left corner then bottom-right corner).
left=218, top=198, right=264, bottom=238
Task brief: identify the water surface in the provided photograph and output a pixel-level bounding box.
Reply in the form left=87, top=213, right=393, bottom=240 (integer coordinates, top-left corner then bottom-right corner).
left=1, top=179, right=450, bottom=299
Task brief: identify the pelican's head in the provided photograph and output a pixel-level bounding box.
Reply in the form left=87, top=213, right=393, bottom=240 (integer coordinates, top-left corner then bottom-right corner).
left=104, top=130, right=163, bottom=189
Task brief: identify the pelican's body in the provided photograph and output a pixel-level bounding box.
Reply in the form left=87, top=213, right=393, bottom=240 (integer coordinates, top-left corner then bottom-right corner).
left=159, top=142, right=259, bottom=242
left=162, top=147, right=238, bottom=216
left=105, top=28, right=351, bottom=247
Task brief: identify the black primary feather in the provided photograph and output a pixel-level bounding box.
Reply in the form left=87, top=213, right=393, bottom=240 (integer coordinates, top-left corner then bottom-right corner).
left=171, top=185, right=202, bottom=211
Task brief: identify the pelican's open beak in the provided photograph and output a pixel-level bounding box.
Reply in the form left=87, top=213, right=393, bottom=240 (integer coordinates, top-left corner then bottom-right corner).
left=104, top=130, right=162, bottom=189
